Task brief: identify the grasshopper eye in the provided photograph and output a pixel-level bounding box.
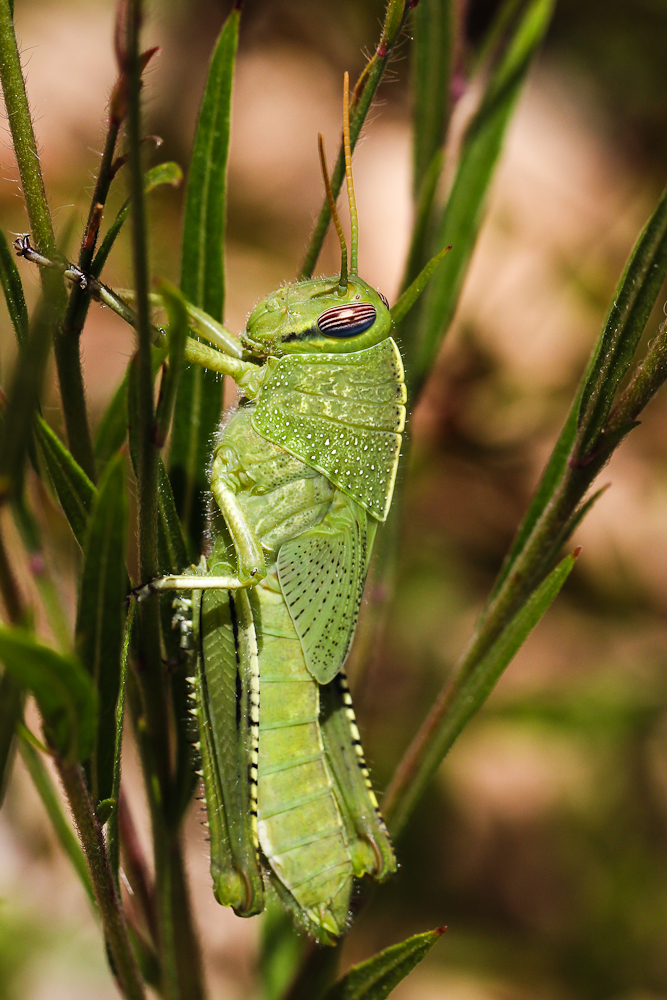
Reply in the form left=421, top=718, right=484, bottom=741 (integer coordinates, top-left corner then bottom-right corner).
left=379, top=291, right=389, bottom=309
left=317, top=302, right=376, bottom=338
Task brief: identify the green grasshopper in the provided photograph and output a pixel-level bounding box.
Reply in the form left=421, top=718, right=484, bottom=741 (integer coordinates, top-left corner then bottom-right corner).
left=144, top=73, right=448, bottom=944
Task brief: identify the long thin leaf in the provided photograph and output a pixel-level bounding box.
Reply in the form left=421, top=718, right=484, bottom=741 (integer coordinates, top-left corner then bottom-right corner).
left=35, top=414, right=96, bottom=548
left=94, top=349, right=164, bottom=474
left=409, top=0, right=554, bottom=392
left=171, top=5, right=240, bottom=547
left=0, top=225, right=28, bottom=345
left=578, top=186, right=667, bottom=453
left=322, top=928, right=445, bottom=1000
left=0, top=293, right=56, bottom=499
left=18, top=729, right=95, bottom=906
left=0, top=627, right=97, bottom=762
left=411, top=0, right=454, bottom=200
left=385, top=550, right=577, bottom=835
left=494, top=185, right=667, bottom=596
left=91, top=162, right=183, bottom=279
left=299, top=0, right=414, bottom=279
left=75, top=453, right=127, bottom=805
left=107, top=600, right=134, bottom=885
left=154, top=282, right=188, bottom=448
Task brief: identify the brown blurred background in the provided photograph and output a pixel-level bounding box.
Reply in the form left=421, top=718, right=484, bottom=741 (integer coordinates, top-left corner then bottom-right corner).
left=2, top=1, right=667, bottom=997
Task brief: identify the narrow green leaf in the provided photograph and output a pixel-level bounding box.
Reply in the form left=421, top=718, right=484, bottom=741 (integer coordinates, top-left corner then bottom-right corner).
left=401, top=149, right=444, bottom=292
left=75, top=453, right=127, bottom=805
left=409, top=0, right=554, bottom=391
left=411, top=0, right=454, bottom=199
left=0, top=669, right=23, bottom=806
left=260, top=900, right=307, bottom=1000
left=90, top=162, right=183, bottom=279
left=18, top=730, right=95, bottom=906
left=493, top=186, right=667, bottom=596
left=171, top=5, right=240, bottom=547
left=35, top=414, right=95, bottom=548
left=386, top=552, right=576, bottom=835
left=107, top=600, right=134, bottom=885
left=391, top=245, right=451, bottom=325
left=154, top=281, right=188, bottom=448
left=578, top=186, right=667, bottom=453
left=0, top=627, right=97, bottom=762
left=0, top=225, right=28, bottom=345
left=322, top=928, right=445, bottom=1000
left=0, top=293, right=56, bottom=499
left=299, top=0, right=414, bottom=280
left=491, top=400, right=579, bottom=597
left=94, top=349, right=164, bottom=474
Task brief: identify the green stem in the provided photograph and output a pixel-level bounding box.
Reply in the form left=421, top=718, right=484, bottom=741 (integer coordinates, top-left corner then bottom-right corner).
left=382, top=427, right=606, bottom=836
left=299, top=1, right=413, bottom=279
left=0, top=0, right=94, bottom=479
left=56, top=760, right=147, bottom=1000
left=126, top=6, right=206, bottom=999
left=60, top=112, right=123, bottom=482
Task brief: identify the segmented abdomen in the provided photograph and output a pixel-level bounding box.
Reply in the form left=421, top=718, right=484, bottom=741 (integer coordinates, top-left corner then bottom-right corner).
left=255, top=580, right=353, bottom=944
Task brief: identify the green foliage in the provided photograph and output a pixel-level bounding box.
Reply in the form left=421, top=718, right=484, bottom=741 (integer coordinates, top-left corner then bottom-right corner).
left=75, top=453, right=128, bottom=806
left=321, top=928, right=445, bottom=1000
left=406, top=0, right=555, bottom=391
left=171, top=5, right=240, bottom=547
left=91, top=162, right=183, bottom=279
left=0, top=226, right=27, bottom=346
left=3, top=0, right=667, bottom=998
left=17, top=730, right=95, bottom=906
left=0, top=297, right=56, bottom=498
left=35, top=414, right=95, bottom=548
left=577, top=185, right=667, bottom=452
left=154, top=282, right=188, bottom=449
left=411, top=0, right=454, bottom=199
left=0, top=628, right=96, bottom=762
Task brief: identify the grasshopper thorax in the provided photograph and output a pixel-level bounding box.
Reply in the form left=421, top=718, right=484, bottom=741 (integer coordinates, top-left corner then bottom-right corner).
left=241, top=275, right=391, bottom=358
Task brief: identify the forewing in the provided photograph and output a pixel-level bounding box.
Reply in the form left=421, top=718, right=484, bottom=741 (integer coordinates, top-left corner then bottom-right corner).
left=277, top=494, right=374, bottom=684
left=252, top=338, right=406, bottom=521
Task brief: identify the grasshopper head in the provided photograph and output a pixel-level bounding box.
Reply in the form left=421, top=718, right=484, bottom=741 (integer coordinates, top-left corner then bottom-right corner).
left=241, top=275, right=391, bottom=357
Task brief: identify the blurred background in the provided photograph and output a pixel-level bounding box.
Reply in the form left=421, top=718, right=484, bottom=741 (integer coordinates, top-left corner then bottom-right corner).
left=2, top=1, right=667, bottom=997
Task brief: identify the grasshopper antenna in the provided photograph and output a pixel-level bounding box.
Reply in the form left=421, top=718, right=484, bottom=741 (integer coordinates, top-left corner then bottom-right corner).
left=342, top=71, right=359, bottom=276
left=318, top=133, right=348, bottom=295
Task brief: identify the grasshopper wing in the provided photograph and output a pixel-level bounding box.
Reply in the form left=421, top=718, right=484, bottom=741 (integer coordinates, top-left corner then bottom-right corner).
left=277, top=492, right=375, bottom=684
left=252, top=338, right=406, bottom=521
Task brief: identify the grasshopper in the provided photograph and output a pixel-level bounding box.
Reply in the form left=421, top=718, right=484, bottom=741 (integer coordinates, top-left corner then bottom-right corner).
left=138, top=73, right=447, bottom=944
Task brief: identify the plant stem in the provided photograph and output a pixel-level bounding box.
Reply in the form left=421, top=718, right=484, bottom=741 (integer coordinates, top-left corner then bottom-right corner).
left=125, top=5, right=206, bottom=998
left=0, top=517, right=145, bottom=997
left=0, top=0, right=94, bottom=478
left=57, top=760, right=147, bottom=1000
left=299, top=0, right=414, bottom=279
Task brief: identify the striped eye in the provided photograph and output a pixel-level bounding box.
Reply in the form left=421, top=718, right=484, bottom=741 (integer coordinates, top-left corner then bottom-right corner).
left=379, top=291, right=389, bottom=309
left=317, top=302, right=377, bottom=338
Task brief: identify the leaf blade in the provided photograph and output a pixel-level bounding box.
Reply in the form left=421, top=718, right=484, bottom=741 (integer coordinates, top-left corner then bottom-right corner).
left=35, top=414, right=96, bottom=548
left=91, top=162, right=183, bottom=279
left=322, top=928, right=445, bottom=1000
left=0, top=225, right=28, bottom=346
left=171, top=6, right=240, bottom=546
left=75, top=452, right=128, bottom=804
left=0, top=627, right=97, bottom=762
left=18, top=730, right=95, bottom=906
left=408, top=0, right=554, bottom=392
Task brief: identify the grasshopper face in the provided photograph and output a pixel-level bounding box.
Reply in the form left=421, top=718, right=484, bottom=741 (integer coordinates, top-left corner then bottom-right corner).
left=241, top=275, right=391, bottom=358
